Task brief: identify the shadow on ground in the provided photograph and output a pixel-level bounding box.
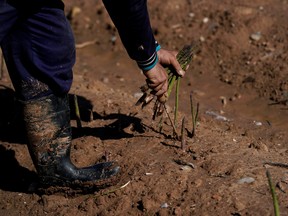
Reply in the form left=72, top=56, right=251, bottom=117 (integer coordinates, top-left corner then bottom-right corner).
left=0, top=145, right=37, bottom=192
left=68, top=94, right=146, bottom=140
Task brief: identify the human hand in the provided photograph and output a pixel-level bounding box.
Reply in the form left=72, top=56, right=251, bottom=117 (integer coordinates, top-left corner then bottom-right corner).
left=157, top=49, right=185, bottom=77
left=144, top=48, right=184, bottom=103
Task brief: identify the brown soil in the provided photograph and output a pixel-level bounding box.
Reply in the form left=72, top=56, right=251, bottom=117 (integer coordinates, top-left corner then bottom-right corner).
left=1, top=0, right=288, bottom=215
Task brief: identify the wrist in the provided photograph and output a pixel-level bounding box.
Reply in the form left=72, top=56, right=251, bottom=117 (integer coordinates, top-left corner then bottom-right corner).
left=137, top=44, right=161, bottom=72
left=138, top=53, right=158, bottom=72
left=156, top=43, right=161, bottom=52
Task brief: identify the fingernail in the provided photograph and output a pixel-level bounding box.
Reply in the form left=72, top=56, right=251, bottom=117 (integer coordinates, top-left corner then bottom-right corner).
left=179, top=70, right=185, bottom=77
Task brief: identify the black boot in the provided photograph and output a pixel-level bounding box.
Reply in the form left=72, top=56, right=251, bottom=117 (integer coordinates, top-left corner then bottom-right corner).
left=21, top=94, right=120, bottom=191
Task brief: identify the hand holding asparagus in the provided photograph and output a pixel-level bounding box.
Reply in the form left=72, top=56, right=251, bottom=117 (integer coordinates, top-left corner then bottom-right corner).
left=136, top=43, right=199, bottom=119
left=143, top=48, right=185, bottom=103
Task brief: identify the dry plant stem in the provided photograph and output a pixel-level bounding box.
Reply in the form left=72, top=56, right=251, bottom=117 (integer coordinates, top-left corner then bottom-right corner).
left=195, top=102, right=199, bottom=122
left=264, top=161, right=288, bottom=169
left=266, top=169, right=280, bottom=216
left=83, top=181, right=131, bottom=201
left=174, top=77, right=180, bottom=125
left=190, top=92, right=198, bottom=136
left=164, top=104, right=179, bottom=139
left=74, top=94, right=82, bottom=128
left=95, top=181, right=131, bottom=197
left=153, top=101, right=160, bottom=120
left=181, top=116, right=186, bottom=150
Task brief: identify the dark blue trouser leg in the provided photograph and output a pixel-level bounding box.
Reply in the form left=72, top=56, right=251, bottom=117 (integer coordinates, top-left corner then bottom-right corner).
left=0, top=1, right=75, bottom=100
left=0, top=2, right=18, bottom=43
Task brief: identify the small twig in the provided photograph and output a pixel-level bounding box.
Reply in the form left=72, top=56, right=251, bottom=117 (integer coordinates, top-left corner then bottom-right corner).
left=97, top=180, right=131, bottom=197
left=264, top=161, right=288, bottom=169
left=75, top=39, right=98, bottom=49
left=74, top=94, right=82, bottom=128
left=164, top=104, right=179, bottom=139
left=190, top=92, right=199, bottom=137
left=181, top=116, right=186, bottom=150
left=195, top=102, right=199, bottom=121
left=174, top=77, right=181, bottom=125
left=120, top=180, right=131, bottom=189
left=190, top=92, right=195, bottom=136
left=82, top=180, right=131, bottom=201
left=266, top=169, right=280, bottom=216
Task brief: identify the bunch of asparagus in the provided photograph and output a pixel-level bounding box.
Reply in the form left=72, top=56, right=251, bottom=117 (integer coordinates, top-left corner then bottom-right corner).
left=136, top=43, right=199, bottom=121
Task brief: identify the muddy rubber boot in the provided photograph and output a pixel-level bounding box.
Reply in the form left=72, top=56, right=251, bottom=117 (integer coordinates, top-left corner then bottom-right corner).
left=21, top=94, right=120, bottom=192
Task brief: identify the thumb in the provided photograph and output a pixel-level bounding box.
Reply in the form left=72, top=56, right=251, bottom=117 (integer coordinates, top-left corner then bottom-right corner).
left=171, top=58, right=185, bottom=77
left=174, top=62, right=185, bottom=77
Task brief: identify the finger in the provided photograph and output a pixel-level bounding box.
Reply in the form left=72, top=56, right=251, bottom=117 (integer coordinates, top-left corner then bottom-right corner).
left=150, top=85, right=165, bottom=96
left=147, top=81, right=159, bottom=88
left=154, top=81, right=168, bottom=96
left=151, top=81, right=166, bottom=92
left=146, top=78, right=159, bottom=88
left=171, top=51, right=178, bottom=57
left=177, top=69, right=185, bottom=77
left=171, top=58, right=185, bottom=77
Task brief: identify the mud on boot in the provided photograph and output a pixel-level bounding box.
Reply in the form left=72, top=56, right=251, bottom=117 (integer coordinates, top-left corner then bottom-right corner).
left=20, top=94, right=120, bottom=193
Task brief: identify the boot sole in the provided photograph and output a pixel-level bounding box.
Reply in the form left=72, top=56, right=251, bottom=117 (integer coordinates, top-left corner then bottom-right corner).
left=37, top=174, right=120, bottom=195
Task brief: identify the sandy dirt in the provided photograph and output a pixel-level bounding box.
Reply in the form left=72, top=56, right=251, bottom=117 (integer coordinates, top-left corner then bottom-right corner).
left=0, top=0, right=288, bottom=215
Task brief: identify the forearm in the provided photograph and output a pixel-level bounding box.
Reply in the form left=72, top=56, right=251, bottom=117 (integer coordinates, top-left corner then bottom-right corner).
left=102, top=0, right=159, bottom=70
